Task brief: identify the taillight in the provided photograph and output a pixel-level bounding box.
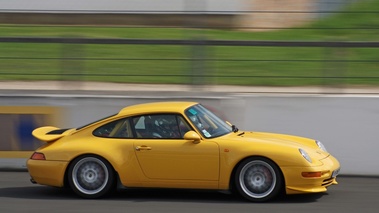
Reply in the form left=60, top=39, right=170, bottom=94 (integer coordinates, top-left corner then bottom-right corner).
left=30, top=152, right=46, bottom=160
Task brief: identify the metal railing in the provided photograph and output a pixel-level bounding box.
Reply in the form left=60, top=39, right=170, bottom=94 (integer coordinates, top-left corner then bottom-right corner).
left=0, top=37, right=378, bottom=87
left=0, top=1, right=378, bottom=87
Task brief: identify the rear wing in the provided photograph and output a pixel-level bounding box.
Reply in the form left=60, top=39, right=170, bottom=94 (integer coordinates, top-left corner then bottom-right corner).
left=32, top=126, right=71, bottom=143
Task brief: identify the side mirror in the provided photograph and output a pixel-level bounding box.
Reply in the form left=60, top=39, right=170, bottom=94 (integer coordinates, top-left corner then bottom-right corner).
left=183, top=131, right=201, bottom=144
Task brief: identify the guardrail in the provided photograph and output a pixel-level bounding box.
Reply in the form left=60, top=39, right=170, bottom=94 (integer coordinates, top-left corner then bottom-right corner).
left=0, top=37, right=378, bottom=86
left=1, top=37, right=379, bottom=47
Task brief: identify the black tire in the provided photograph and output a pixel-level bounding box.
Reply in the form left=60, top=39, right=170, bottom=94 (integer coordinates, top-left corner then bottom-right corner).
left=68, top=155, right=115, bottom=199
left=234, top=157, right=282, bottom=202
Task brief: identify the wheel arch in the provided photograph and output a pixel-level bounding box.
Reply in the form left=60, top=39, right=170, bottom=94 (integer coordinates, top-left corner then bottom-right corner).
left=63, top=153, right=120, bottom=189
left=229, top=155, right=286, bottom=195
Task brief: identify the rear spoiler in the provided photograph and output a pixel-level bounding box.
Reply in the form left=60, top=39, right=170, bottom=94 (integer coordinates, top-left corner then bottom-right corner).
left=32, top=126, right=71, bottom=143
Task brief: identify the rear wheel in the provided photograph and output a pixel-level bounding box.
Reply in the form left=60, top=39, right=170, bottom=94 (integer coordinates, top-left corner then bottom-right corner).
left=68, top=155, right=115, bottom=198
left=234, top=157, right=282, bottom=202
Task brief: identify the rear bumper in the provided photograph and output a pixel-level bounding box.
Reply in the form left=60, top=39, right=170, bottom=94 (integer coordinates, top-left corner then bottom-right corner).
left=27, top=159, right=69, bottom=187
left=282, top=154, right=340, bottom=194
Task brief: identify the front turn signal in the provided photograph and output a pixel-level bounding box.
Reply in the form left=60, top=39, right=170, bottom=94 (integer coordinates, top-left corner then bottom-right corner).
left=302, top=172, right=322, bottom=178
left=30, top=152, right=46, bottom=160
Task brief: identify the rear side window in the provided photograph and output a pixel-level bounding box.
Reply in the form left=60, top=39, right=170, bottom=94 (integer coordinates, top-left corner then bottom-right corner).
left=93, top=118, right=132, bottom=138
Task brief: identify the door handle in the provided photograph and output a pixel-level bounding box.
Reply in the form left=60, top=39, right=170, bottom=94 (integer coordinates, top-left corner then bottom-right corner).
left=135, top=145, right=152, bottom=151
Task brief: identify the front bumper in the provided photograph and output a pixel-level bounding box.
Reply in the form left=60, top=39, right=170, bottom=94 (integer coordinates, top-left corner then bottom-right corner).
left=27, top=159, right=69, bottom=187
left=282, top=154, right=340, bottom=194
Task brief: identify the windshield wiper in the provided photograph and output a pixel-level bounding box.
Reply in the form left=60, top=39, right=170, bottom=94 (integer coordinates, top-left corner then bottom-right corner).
left=232, top=124, right=245, bottom=136
left=232, top=125, right=239, bottom=133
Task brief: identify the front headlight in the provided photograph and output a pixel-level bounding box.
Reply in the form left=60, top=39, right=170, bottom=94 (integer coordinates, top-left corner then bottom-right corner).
left=315, top=140, right=328, bottom=152
left=299, top=149, right=312, bottom=163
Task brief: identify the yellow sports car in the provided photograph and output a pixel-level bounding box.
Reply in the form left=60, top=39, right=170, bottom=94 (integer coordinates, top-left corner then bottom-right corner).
left=27, top=101, right=340, bottom=202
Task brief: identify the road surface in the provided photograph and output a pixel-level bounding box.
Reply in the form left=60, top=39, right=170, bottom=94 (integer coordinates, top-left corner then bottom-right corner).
left=0, top=171, right=378, bottom=213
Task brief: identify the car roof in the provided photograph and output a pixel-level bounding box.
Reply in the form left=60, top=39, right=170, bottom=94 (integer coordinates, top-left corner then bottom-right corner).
left=118, top=101, right=198, bottom=116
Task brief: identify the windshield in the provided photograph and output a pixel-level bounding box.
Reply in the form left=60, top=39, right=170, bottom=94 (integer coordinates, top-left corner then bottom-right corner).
left=185, top=104, right=232, bottom=138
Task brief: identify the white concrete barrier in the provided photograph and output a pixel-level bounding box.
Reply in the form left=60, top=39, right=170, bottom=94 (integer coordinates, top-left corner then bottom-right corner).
left=1, top=93, right=378, bottom=176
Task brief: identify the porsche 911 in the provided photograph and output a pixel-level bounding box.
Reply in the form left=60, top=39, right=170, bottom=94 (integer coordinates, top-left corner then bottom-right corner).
left=27, top=101, right=340, bottom=202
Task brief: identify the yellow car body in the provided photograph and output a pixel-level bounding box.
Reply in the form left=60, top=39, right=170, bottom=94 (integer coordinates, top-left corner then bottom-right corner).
left=27, top=101, right=340, bottom=202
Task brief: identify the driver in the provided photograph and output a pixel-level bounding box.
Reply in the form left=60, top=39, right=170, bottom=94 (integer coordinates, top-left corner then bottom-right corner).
left=157, top=117, right=180, bottom=138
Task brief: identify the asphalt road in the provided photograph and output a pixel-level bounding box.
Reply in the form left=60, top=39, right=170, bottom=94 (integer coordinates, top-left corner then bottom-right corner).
left=0, top=171, right=378, bottom=213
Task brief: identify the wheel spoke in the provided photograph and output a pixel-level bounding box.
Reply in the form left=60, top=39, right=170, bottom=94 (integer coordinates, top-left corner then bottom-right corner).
left=72, top=157, right=109, bottom=195
left=239, top=160, right=277, bottom=199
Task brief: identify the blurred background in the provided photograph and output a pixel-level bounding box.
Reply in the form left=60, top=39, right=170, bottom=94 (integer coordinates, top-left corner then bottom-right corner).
left=0, top=0, right=377, bottom=86
left=0, top=0, right=378, bottom=175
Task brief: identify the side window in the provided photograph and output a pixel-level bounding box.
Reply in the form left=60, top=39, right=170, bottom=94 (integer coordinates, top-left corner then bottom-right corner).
left=177, top=116, right=192, bottom=137
left=93, top=118, right=132, bottom=138
left=132, top=114, right=192, bottom=139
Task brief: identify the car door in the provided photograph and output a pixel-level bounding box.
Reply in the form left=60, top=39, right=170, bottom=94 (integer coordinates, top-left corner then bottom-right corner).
left=132, top=114, right=220, bottom=181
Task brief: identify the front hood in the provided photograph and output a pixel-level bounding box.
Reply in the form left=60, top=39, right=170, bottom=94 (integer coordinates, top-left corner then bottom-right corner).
left=219, top=131, right=329, bottom=159
left=234, top=131, right=317, bottom=148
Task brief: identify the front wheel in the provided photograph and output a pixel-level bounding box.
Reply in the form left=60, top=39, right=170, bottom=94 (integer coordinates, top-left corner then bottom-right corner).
left=68, top=155, right=115, bottom=198
left=234, top=157, right=282, bottom=202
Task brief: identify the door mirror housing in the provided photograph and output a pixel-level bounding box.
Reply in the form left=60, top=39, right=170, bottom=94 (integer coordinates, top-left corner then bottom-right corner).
left=183, top=131, right=201, bottom=144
